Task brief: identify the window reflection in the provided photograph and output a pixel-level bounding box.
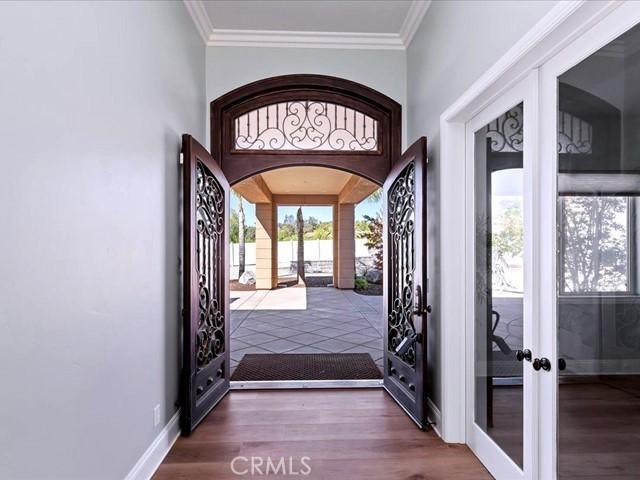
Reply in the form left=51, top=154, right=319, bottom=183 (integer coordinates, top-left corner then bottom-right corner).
left=557, top=22, right=640, bottom=480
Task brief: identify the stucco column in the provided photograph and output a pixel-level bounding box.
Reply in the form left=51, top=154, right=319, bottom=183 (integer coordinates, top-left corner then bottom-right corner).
left=255, top=202, right=278, bottom=289
left=335, top=203, right=355, bottom=289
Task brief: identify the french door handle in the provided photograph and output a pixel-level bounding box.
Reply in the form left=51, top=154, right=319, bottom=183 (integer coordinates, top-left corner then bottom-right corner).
left=515, top=349, right=532, bottom=362
left=533, top=357, right=551, bottom=371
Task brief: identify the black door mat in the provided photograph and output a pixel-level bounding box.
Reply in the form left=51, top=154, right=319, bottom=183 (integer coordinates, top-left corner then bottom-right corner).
left=231, top=353, right=382, bottom=381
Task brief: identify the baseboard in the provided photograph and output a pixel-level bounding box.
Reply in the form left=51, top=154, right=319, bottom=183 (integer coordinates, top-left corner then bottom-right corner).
left=124, top=409, right=181, bottom=480
left=426, top=397, right=442, bottom=438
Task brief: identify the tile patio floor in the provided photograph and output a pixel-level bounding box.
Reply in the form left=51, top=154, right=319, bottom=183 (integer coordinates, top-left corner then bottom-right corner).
left=230, top=285, right=383, bottom=376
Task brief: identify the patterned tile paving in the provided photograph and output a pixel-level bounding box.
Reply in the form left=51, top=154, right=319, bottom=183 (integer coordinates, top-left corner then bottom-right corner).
left=229, top=286, right=383, bottom=375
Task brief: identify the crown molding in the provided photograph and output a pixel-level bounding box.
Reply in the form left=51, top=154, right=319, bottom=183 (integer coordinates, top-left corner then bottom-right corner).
left=183, top=0, right=213, bottom=43
left=184, top=0, right=431, bottom=50
left=399, top=1, right=431, bottom=47
left=207, top=29, right=405, bottom=50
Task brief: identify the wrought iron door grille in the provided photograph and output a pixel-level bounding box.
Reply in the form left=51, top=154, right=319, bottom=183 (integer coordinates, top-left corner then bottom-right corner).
left=387, top=161, right=417, bottom=367
left=234, top=101, right=379, bottom=152
left=195, top=161, right=225, bottom=373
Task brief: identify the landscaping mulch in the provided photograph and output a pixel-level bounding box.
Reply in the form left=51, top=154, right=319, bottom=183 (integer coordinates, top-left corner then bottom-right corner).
left=355, top=283, right=383, bottom=296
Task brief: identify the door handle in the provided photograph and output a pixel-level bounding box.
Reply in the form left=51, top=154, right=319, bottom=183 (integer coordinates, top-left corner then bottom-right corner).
left=515, top=349, right=532, bottom=362
left=413, top=285, right=431, bottom=316
left=533, top=357, right=551, bottom=371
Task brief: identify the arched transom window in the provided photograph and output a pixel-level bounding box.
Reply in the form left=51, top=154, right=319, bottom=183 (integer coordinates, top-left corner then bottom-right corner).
left=234, top=101, right=379, bottom=152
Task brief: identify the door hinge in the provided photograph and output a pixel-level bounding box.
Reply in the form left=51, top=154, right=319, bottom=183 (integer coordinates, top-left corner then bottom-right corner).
left=179, top=153, right=184, bottom=165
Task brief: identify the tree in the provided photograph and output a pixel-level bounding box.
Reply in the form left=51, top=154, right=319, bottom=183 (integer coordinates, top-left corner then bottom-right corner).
left=561, top=196, right=627, bottom=292
left=296, top=207, right=306, bottom=283
left=355, top=219, right=370, bottom=239
left=492, top=200, right=524, bottom=290
left=363, top=214, right=383, bottom=271
left=233, top=191, right=246, bottom=276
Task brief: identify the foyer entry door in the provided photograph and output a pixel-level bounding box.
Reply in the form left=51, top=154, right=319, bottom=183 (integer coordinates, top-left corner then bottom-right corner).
left=180, top=135, right=231, bottom=436
left=465, top=72, right=538, bottom=479
left=383, top=137, right=430, bottom=428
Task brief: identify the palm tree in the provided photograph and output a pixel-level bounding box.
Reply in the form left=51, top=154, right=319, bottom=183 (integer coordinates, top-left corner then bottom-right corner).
left=234, top=191, right=245, bottom=277
left=368, top=188, right=382, bottom=202
left=296, top=207, right=305, bottom=283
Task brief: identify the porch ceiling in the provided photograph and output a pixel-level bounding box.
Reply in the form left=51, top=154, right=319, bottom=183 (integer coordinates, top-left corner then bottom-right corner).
left=233, top=166, right=379, bottom=205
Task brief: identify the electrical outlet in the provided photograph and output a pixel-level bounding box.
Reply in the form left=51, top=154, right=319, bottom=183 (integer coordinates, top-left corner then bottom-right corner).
left=154, top=405, right=161, bottom=427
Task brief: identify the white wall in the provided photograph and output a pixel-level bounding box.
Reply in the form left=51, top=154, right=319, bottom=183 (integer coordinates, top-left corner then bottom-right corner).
left=0, top=2, right=205, bottom=479
left=230, top=238, right=372, bottom=266
left=406, top=0, right=558, bottom=413
left=206, top=46, right=407, bottom=148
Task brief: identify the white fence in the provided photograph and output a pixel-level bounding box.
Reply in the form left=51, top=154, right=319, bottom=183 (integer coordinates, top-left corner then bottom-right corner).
left=230, top=239, right=373, bottom=279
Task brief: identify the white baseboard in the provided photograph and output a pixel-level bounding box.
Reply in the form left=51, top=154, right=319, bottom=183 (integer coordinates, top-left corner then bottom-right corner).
left=124, top=410, right=181, bottom=480
left=426, top=397, right=442, bottom=438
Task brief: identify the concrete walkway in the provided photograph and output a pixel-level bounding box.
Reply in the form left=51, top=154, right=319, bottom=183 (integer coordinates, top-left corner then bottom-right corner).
left=230, top=286, right=383, bottom=375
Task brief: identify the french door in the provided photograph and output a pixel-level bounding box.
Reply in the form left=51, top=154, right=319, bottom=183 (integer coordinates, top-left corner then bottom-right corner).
left=466, top=4, right=640, bottom=479
left=180, top=135, right=231, bottom=435
left=465, top=71, right=539, bottom=479
left=538, top=4, right=640, bottom=480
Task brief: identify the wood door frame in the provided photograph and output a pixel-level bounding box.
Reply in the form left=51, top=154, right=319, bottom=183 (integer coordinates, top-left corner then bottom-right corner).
left=210, top=74, right=401, bottom=186
left=438, top=1, right=623, bottom=445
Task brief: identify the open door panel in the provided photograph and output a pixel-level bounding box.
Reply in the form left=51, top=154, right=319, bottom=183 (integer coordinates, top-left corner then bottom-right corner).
left=383, top=137, right=429, bottom=429
left=181, top=134, right=230, bottom=435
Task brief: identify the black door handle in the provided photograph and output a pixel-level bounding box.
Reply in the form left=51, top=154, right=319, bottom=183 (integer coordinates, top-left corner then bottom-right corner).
left=533, top=357, right=551, bottom=371
left=515, top=349, right=532, bottom=362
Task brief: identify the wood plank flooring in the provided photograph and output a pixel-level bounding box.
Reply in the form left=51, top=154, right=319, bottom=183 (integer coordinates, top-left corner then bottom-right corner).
left=154, top=388, right=492, bottom=480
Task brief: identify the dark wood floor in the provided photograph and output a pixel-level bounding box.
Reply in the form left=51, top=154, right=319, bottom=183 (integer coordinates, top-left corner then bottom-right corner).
left=483, top=376, right=640, bottom=479
left=154, top=388, right=492, bottom=480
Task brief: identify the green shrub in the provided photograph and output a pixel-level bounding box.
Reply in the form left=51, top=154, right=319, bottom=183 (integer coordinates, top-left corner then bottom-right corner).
left=354, top=276, right=368, bottom=290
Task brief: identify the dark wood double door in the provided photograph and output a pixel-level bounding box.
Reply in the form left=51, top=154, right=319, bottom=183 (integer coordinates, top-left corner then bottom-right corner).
left=180, top=135, right=430, bottom=434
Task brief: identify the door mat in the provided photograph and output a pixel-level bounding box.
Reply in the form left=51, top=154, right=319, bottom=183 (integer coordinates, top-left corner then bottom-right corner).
left=231, top=353, right=382, bottom=381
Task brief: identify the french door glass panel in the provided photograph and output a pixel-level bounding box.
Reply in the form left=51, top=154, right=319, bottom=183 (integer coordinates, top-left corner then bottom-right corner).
left=556, top=22, right=640, bottom=479
left=474, top=103, right=525, bottom=469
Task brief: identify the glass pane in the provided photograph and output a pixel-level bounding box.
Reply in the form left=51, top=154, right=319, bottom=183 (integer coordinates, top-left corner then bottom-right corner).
left=557, top=23, right=640, bottom=479
left=475, top=104, right=524, bottom=468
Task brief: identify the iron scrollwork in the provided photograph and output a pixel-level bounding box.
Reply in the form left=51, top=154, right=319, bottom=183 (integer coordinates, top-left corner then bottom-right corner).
left=195, top=162, right=225, bottom=373
left=234, top=101, right=378, bottom=152
left=486, top=104, right=524, bottom=153
left=387, top=162, right=417, bottom=367
left=558, top=111, right=593, bottom=154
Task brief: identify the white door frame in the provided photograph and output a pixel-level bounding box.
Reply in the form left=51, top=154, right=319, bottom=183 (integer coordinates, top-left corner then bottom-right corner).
left=441, top=1, right=640, bottom=478
left=538, top=4, right=640, bottom=479
left=439, top=0, right=621, bottom=444
left=464, top=70, right=538, bottom=480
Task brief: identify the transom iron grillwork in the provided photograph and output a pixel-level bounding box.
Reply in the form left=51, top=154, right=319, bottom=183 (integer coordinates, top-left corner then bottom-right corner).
left=486, top=103, right=593, bottom=155
left=558, top=111, right=593, bottom=154
left=486, top=103, right=523, bottom=153
left=196, top=162, right=225, bottom=374
left=234, top=101, right=378, bottom=152
left=387, top=162, right=417, bottom=367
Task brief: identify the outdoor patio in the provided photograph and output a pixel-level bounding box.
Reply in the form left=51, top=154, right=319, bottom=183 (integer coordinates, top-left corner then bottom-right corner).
left=230, top=285, right=383, bottom=375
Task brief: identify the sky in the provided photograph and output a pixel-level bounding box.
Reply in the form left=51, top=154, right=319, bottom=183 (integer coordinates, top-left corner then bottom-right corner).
left=231, top=194, right=382, bottom=225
